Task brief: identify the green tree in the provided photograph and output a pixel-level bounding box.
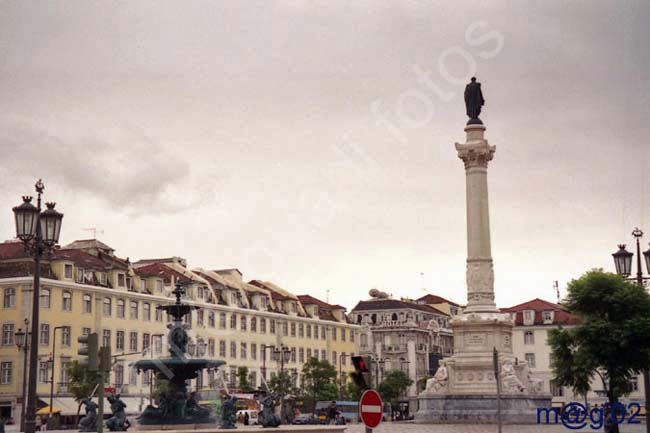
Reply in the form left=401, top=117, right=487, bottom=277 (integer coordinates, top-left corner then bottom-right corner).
left=236, top=366, right=254, bottom=392
left=377, top=370, right=413, bottom=404
left=66, top=360, right=97, bottom=401
left=341, top=377, right=363, bottom=401
left=302, top=357, right=338, bottom=402
left=549, top=270, right=650, bottom=433
left=268, top=370, right=293, bottom=396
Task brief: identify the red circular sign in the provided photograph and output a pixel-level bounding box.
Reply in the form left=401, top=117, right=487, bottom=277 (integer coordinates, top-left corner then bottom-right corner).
left=359, top=389, right=383, bottom=428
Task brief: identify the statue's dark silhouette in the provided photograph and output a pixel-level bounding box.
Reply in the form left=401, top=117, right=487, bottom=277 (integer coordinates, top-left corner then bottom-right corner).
left=464, top=77, right=485, bottom=125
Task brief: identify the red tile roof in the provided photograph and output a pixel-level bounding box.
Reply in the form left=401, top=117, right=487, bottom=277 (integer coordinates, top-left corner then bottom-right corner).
left=0, top=241, right=30, bottom=260
left=51, top=249, right=110, bottom=269
left=501, top=298, right=581, bottom=326
left=297, top=294, right=345, bottom=311
left=0, top=262, right=56, bottom=279
left=352, top=299, right=449, bottom=316
left=417, top=294, right=460, bottom=307
left=135, top=263, right=192, bottom=284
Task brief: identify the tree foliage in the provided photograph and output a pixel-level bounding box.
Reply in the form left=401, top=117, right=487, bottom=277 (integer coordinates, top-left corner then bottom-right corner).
left=66, top=360, right=97, bottom=401
left=549, top=270, right=650, bottom=405
left=377, top=370, right=412, bottom=403
left=301, top=357, right=338, bottom=401
left=268, top=370, right=293, bottom=396
left=236, top=366, right=254, bottom=392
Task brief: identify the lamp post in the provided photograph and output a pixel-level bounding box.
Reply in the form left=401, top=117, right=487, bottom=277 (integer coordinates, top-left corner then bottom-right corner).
left=272, top=346, right=291, bottom=423
left=13, top=180, right=64, bottom=433
left=49, top=326, right=65, bottom=424
left=14, top=319, right=30, bottom=432
left=373, top=357, right=386, bottom=389
left=611, top=228, right=650, bottom=433
left=261, top=344, right=275, bottom=387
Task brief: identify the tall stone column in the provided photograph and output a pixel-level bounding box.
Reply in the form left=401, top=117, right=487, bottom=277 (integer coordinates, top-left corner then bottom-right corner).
left=455, top=124, right=497, bottom=313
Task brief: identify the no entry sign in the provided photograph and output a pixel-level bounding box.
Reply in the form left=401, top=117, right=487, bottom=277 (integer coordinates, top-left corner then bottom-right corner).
left=359, top=389, right=383, bottom=428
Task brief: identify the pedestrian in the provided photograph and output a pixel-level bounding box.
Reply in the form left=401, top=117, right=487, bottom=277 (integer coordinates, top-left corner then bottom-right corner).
left=0, top=415, right=6, bottom=433
left=327, top=401, right=338, bottom=425
left=243, top=412, right=249, bottom=426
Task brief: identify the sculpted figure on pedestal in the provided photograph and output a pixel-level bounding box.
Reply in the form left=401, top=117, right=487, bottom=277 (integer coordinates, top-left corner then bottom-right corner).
left=464, top=77, right=485, bottom=124
left=501, top=360, right=525, bottom=393
left=424, top=362, right=448, bottom=394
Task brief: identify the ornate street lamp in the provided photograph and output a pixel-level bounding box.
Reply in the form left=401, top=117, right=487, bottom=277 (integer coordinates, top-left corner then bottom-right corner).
left=14, top=319, right=30, bottom=433
left=612, top=227, right=650, bottom=433
left=12, top=180, right=63, bottom=433
left=612, top=244, right=633, bottom=278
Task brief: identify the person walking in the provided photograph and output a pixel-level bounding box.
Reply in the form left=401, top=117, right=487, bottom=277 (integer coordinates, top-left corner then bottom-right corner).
left=327, top=401, right=338, bottom=425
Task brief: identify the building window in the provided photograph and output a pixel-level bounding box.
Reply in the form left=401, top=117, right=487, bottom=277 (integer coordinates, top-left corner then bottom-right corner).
left=313, top=325, right=318, bottom=339
left=350, top=331, right=355, bottom=342
left=117, top=299, right=125, bottom=318
left=103, top=330, right=111, bottom=347
left=542, top=311, right=554, bottom=323
left=332, top=328, right=337, bottom=341
left=290, top=322, right=296, bottom=337
left=241, top=343, right=247, bottom=359
left=270, top=319, right=276, bottom=334
left=0, top=362, right=12, bottom=384
left=143, top=333, right=150, bottom=352
left=291, top=347, right=296, bottom=363
left=103, top=297, right=112, bottom=316
left=251, top=343, right=257, bottom=360
left=524, top=331, right=535, bottom=345
left=39, top=361, right=49, bottom=383
left=342, top=352, right=346, bottom=366
left=260, top=318, right=267, bottom=333
left=197, top=310, right=204, bottom=326
left=332, top=351, right=337, bottom=365
left=298, top=323, right=304, bottom=338
left=155, top=305, right=162, bottom=321
left=313, top=350, right=319, bottom=360
left=299, top=348, right=304, bottom=363
left=241, top=316, right=247, bottom=331
left=3, top=288, right=16, bottom=308
left=251, top=317, right=257, bottom=332
left=230, top=314, right=237, bottom=330
left=100, top=273, right=107, bottom=285
left=208, top=339, right=215, bottom=357
left=341, top=329, right=346, bottom=341
left=40, top=288, right=51, bottom=308
left=130, top=301, right=138, bottom=319
left=62, top=291, right=72, bottom=311
left=156, top=280, right=163, bottom=293
left=64, top=264, right=73, bottom=279
left=219, top=313, right=226, bottom=329
left=219, top=340, right=226, bottom=357
left=321, top=326, right=326, bottom=340
left=117, top=273, right=126, bottom=287
left=208, top=312, right=215, bottom=328
left=40, top=324, right=50, bottom=345
left=116, top=331, right=125, bottom=351
left=83, top=294, right=92, bottom=313
left=321, top=350, right=326, bottom=360
left=143, top=303, right=151, bottom=321
left=306, top=324, right=311, bottom=338
left=525, top=353, right=536, bottom=368
left=129, top=332, right=138, bottom=351
left=2, top=324, right=15, bottom=345
left=129, top=368, right=138, bottom=386
left=282, top=321, right=288, bottom=336
left=523, top=310, right=534, bottom=324
left=61, top=326, right=71, bottom=346
left=550, top=381, right=564, bottom=396
left=114, top=363, right=124, bottom=386
left=230, top=341, right=237, bottom=359
left=307, top=348, right=312, bottom=359
left=155, top=335, right=163, bottom=353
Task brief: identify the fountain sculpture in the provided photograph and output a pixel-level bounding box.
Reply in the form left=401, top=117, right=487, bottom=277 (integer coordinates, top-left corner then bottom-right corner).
left=132, top=283, right=225, bottom=425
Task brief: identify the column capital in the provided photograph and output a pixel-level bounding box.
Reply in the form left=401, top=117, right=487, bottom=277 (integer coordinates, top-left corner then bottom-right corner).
left=455, top=124, right=495, bottom=169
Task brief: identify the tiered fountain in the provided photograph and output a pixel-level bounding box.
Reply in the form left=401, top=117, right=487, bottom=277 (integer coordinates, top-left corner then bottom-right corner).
left=133, top=283, right=225, bottom=426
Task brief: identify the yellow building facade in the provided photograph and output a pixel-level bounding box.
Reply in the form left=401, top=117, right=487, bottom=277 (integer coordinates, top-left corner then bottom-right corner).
left=0, top=239, right=360, bottom=421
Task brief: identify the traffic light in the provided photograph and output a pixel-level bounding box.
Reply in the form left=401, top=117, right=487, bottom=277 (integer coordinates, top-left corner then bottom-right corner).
left=77, top=333, right=99, bottom=371
left=351, top=356, right=372, bottom=390
left=98, top=346, right=112, bottom=372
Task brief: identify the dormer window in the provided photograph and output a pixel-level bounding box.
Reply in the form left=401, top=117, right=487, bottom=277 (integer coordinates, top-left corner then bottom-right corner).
left=542, top=311, right=554, bottom=324
left=117, top=273, right=126, bottom=287
left=523, top=310, right=534, bottom=325
left=260, top=296, right=268, bottom=310
left=100, top=272, right=107, bottom=285
left=291, top=302, right=297, bottom=313
left=64, top=264, right=73, bottom=279
left=140, top=279, right=147, bottom=292
left=155, top=280, right=163, bottom=293
left=76, top=269, right=84, bottom=283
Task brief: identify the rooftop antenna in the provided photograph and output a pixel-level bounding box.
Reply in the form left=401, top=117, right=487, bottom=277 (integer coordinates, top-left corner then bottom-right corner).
left=420, top=272, right=426, bottom=293
left=553, top=281, right=560, bottom=304
left=83, top=227, right=104, bottom=239
left=326, top=288, right=330, bottom=303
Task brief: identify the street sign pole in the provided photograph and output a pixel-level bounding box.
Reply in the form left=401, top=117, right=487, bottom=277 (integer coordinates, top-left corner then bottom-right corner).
left=359, top=389, right=383, bottom=432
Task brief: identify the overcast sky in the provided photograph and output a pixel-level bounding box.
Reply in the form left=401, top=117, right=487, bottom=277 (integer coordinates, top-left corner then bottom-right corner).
left=1, top=1, right=649, bottom=310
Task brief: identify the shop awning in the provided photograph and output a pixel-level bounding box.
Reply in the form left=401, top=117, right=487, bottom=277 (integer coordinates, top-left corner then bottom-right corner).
left=37, top=398, right=81, bottom=416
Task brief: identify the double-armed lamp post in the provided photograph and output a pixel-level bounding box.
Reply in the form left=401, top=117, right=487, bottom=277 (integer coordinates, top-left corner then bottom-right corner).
left=611, top=227, right=650, bottom=433
left=12, top=179, right=64, bottom=433
left=14, top=319, right=30, bottom=432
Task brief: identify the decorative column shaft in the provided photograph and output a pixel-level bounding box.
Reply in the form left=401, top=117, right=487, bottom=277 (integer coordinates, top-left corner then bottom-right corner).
left=455, top=124, right=497, bottom=313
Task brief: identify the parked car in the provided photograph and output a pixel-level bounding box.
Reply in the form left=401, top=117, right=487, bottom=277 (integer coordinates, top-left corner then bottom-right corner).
left=236, top=409, right=258, bottom=425
left=292, top=413, right=314, bottom=424
left=5, top=417, right=15, bottom=425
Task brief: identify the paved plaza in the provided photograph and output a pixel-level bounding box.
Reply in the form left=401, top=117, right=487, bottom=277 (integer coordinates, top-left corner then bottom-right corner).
left=6, top=423, right=648, bottom=433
